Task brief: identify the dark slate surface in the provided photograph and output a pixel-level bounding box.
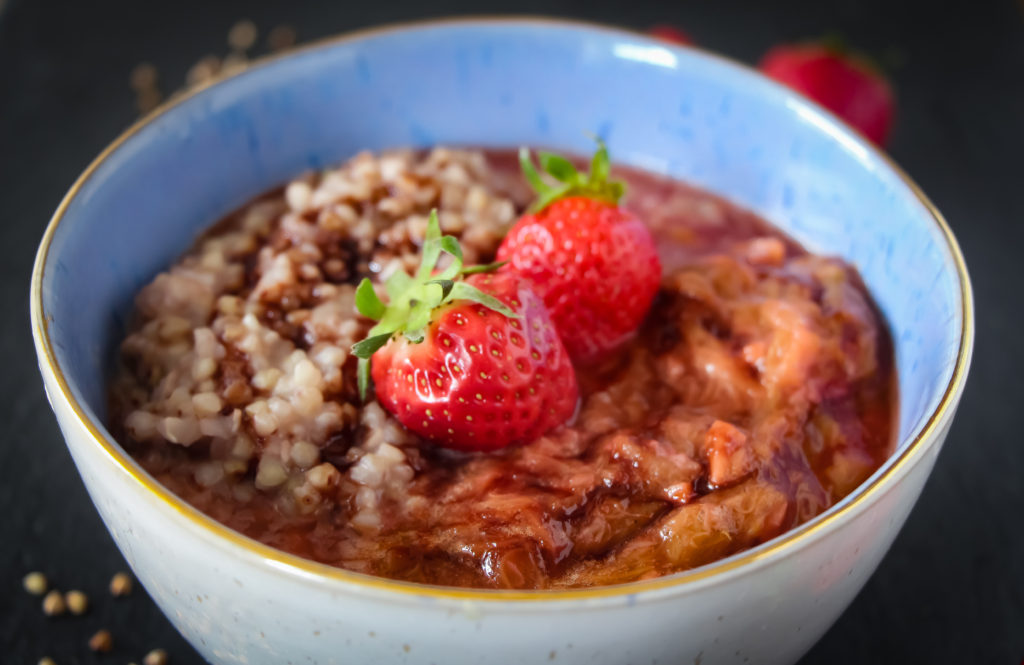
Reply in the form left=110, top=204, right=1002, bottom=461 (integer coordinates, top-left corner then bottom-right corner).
left=1, top=0, right=1021, bottom=662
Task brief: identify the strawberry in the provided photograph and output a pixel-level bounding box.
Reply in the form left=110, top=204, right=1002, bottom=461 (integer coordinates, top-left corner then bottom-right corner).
left=496, top=140, right=662, bottom=362
left=351, top=210, right=578, bottom=452
left=648, top=24, right=694, bottom=46
left=758, top=42, right=895, bottom=146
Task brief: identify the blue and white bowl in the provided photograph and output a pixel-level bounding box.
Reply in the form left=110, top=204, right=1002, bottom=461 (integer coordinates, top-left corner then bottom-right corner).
left=31, top=18, right=973, bottom=665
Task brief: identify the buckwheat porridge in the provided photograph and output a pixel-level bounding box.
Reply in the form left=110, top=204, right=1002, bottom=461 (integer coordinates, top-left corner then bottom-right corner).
left=110, top=146, right=895, bottom=589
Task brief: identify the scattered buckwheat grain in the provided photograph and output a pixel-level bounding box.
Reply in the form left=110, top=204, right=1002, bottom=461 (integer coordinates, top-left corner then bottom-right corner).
left=23, top=571, right=47, bottom=595
left=144, top=648, right=169, bottom=665
left=129, top=62, right=162, bottom=114
left=110, top=571, right=133, bottom=597
left=186, top=55, right=222, bottom=87
left=136, top=89, right=163, bottom=114
left=64, top=590, right=88, bottom=615
left=267, top=24, right=297, bottom=51
left=221, top=51, right=249, bottom=76
left=129, top=62, right=158, bottom=90
left=227, top=19, right=257, bottom=51
left=89, top=629, right=113, bottom=653
left=42, top=590, right=65, bottom=616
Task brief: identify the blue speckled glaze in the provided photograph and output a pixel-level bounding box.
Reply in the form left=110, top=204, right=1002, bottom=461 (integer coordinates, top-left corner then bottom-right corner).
left=41, top=21, right=963, bottom=454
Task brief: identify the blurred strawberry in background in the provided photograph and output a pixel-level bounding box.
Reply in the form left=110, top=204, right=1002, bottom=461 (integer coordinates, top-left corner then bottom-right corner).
left=648, top=24, right=693, bottom=46
left=646, top=26, right=894, bottom=147
left=758, top=42, right=895, bottom=146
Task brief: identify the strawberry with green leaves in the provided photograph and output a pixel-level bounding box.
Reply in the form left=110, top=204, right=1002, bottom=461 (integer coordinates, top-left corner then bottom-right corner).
left=352, top=210, right=578, bottom=452
left=497, top=140, right=662, bottom=363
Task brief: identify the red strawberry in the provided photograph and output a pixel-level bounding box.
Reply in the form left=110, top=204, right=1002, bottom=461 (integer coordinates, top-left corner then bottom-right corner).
left=496, top=140, right=661, bottom=362
left=351, top=211, right=578, bottom=452
left=758, top=42, right=895, bottom=146
left=648, top=24, right=693, bottom=46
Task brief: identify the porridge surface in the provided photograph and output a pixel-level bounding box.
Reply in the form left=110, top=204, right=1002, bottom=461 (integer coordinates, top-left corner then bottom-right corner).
left=111, top=148, right=895, bottom=589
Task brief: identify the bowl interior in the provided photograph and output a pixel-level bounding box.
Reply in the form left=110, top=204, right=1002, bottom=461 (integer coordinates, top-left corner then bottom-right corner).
left=39, top=21, right=963, bottom=481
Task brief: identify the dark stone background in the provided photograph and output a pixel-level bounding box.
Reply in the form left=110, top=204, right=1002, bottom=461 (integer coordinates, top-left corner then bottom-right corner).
left=1, top=0, right=1021, bottom=662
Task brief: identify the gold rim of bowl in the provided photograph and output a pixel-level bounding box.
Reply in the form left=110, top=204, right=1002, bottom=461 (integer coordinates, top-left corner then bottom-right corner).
left=29, top=16, right=974, bottom=603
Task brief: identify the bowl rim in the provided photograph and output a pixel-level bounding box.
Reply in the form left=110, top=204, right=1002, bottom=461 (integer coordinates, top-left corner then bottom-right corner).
left=30, top=15, right=974, bottom=603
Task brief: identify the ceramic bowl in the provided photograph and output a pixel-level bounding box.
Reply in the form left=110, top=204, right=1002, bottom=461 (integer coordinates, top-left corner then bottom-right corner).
left=31, top=18, right=973, bottom=665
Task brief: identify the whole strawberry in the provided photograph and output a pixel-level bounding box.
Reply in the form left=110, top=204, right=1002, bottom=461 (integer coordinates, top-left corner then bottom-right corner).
left=497, top=140, right=661, bottom=362
left=351, top=210, right=578, bottom=452
left=758, top=42, right=895, bottom=146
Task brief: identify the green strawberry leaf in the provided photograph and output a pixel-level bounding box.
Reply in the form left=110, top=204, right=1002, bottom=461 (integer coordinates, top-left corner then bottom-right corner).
left=519, top=146, right=552, bottom=195
left=461, top=260, right=508, bottom=275
left=538, top=152, right=581, bottom=184
left=352, top=332, right=393, bottom=359
left=589, top=139, right=611, bottom=182
left=423, top=209, right=442, bottom=242
left=438, top=235, right=463, bottom=263
left=427, top=278, right=456, bottom=299
left=355, top=278, right=385, bottom=320
left=520, top=136, right=626, bottom=213
left=385, top=270, right=414, bottom=301
left=357, top=358, right=371, bottom=401
left=417, top=243, right=442, bottom=282
left=447, top=281, right=518, bottom=319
